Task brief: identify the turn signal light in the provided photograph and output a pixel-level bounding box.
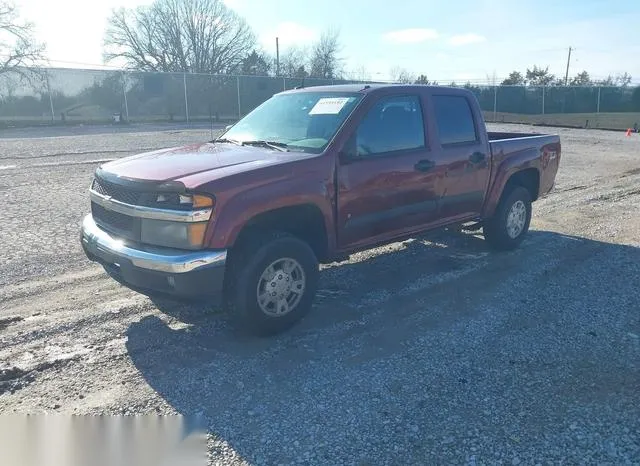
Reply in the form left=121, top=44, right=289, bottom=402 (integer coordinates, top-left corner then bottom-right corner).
left=188, top=222, right=208, bottom=247
left=193, top=194, right=214, bottom=208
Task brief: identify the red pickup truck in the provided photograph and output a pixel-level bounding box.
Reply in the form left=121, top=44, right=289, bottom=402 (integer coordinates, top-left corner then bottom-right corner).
left=81, top=84, right=561, bottom=335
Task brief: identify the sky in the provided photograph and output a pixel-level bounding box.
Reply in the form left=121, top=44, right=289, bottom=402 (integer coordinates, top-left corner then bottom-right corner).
left=16, top=0, right=640, bottom=83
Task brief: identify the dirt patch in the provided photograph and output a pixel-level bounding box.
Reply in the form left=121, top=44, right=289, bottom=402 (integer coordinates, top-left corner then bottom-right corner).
left=0, top=366, right=34, bottom=395
left=0, top=315, right=24, bottom=331
left=0, top=358, right=80, bottom=395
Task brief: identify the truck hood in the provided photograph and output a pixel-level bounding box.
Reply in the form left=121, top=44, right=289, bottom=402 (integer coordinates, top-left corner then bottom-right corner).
left=99, top=142, right=309, bottom=184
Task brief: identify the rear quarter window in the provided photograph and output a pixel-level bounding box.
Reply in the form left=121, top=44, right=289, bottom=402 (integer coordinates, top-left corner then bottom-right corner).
left=432, top=95, right=478, bottom=145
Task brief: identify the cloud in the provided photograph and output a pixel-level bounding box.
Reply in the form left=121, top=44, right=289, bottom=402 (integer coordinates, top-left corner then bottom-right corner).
left=382, top=28, right=439, bottom=44
left=261, top=22, right=318, bottom=49
left=448, top=33, right=487, bottom=46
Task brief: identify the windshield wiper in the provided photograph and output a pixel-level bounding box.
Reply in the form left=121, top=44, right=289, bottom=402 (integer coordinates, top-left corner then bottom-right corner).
left=240, top=140, right=289, bottom=152
left=213, top=137, right=243, bottom=146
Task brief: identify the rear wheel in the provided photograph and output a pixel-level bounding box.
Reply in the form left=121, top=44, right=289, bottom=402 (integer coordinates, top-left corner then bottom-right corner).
left=483, top=186, right=532, bottom=251
left=226, top=231, right=319, bottom=336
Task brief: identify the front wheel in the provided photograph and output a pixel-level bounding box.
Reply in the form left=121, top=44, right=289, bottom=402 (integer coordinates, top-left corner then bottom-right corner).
left=228, top=232, right=319, bottom=336
left=483, top=186, right=532, bottom=251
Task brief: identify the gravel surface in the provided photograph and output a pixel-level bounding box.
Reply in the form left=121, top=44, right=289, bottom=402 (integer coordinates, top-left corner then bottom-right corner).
left=1, top=124, right=639, bottom=465
left=0, top=121, right=222, bottom=139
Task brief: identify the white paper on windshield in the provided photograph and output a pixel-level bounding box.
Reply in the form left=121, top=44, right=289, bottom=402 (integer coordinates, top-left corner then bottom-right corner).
left=308, top=97, right=351, bottom=115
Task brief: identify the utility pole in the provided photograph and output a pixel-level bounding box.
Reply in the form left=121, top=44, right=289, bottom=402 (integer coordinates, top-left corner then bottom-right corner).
left=275, top=37, right=280, bottom=77
left=45, top=70, right=55, bottom=121
left=564, top=46, right=572, bottom=86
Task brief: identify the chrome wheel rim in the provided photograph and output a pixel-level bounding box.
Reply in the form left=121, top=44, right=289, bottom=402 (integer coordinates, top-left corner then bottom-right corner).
left=506, top=200, right=527, bottom=239
left=256, top=258, right=306, bottom=317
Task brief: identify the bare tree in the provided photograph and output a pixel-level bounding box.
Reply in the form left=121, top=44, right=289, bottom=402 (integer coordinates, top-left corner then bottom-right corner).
left=390, top=66, right=415, bottom=84
left=104, top=0, right=255, bottom=74
left=0, top=1, right=45, bottom=80
left=279, top=45, right=309, bottom=78
left=345, top=65, right=371, bottom=82
left=614, top=72, right=632, bottom=87
left=309, top=28, right=343, bottom=79
left=595, top=75, right=615, bottom=86
left=486, top=71, right=498, bottom=87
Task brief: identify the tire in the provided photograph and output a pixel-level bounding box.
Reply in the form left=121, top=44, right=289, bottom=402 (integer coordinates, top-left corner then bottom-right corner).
left=227, top=231, right=319, bottom=336
left=483, top=186, right=532, bottom=251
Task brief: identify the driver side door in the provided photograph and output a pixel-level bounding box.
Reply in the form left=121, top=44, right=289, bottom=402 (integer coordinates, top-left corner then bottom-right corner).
left=336, top=93, right=441, bottom=250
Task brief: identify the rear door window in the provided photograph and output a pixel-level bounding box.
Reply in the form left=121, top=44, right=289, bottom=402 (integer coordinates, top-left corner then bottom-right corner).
left=432, top=95, right=478, bottom=145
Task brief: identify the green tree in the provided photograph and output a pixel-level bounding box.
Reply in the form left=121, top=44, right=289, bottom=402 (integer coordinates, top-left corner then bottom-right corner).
left=525, top=66, right=555, bottom=86
left=239, top=50, right=271, bottom=76
left=570, top=71, right=592, bottom=86
left=501, top=71, right=525, bottom=86
left=81, top=72, right=126, bottom=113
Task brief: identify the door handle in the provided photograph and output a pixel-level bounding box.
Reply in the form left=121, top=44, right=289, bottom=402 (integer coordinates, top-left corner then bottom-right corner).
left=414, top=159, right=436, bottom=172
left=469, top=152, right=486, bottom=164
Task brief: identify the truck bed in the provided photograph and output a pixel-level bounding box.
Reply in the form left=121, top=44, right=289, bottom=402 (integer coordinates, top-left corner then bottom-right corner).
left=488, top=131, right=561, bottom=201
left=487, top=131, right=547, bottom=141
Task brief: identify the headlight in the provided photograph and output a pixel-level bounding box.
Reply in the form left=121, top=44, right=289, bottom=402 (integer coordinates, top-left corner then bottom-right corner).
left=154, top=193, right=214, bottom=210
left=141, top=219, right=208, bottom=250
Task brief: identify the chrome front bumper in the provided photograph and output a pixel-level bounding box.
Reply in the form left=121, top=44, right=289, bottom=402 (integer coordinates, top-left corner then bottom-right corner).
left=80, top=214, right=227, bottom=274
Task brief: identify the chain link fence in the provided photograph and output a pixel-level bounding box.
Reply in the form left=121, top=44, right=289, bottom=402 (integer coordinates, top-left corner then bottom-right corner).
left=466, top=84, right=639, bottom=129
left=1, top=67, right=639, bottom=130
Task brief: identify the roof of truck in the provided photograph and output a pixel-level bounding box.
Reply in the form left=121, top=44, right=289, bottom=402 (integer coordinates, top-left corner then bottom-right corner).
left=279, top=83, right=452, bottom=95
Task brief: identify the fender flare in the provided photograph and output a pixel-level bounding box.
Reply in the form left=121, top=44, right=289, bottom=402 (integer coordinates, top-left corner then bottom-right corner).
left=206, top=177, right=335, bottom=252
left=482, top=149, right=541, bottom=218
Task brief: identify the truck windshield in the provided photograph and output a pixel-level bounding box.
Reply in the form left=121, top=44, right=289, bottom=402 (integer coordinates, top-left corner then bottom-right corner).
left=220, top=91, right=363, bottom=153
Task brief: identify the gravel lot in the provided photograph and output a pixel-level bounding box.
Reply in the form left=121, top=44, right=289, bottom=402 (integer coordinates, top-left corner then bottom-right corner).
left=1, top=124, right=639, bottom=465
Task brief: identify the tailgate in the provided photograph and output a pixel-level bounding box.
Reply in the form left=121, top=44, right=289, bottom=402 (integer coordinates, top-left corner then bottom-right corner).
left=538, top=136, right=561, bottom=196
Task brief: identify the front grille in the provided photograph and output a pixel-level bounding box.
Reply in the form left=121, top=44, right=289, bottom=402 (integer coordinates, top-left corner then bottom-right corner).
left=92, top=177, right=142, bottom=205
left=91, top=202, right=134, bottom=234
left=91, top=176, right=189, bottom=210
